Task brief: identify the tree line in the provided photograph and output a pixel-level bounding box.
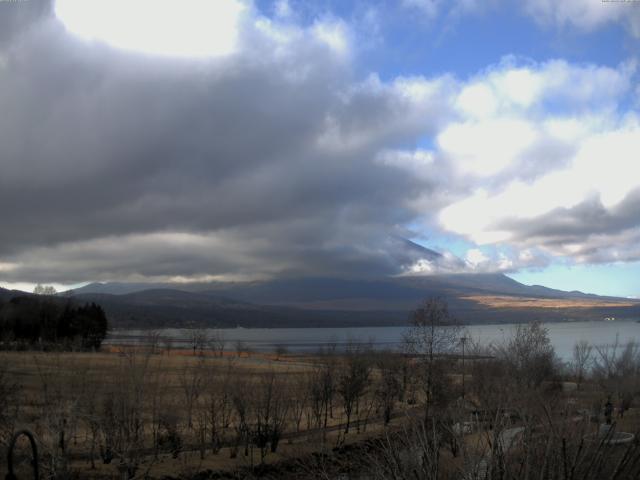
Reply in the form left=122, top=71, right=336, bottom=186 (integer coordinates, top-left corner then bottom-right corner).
left=0, top=295, right=108, bottom=350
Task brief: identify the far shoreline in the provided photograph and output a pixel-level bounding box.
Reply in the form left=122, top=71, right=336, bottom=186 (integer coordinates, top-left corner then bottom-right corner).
left=106, top=316, right=640, bottom=333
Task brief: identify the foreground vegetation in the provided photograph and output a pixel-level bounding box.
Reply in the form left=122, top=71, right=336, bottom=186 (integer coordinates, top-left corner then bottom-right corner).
left=2, top=299, right=640, bottom=479
left=0, top=295, right=108, bottom=350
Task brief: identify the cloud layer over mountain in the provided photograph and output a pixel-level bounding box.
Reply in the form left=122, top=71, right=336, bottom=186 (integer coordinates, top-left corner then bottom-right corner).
left=0, top=1, right=638, bottom=286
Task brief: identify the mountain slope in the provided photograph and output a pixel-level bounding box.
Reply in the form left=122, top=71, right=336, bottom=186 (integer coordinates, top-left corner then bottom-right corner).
left=62, top=274, right=640, bottom=328
left=66, top=282, right=174, bottom=296
left=0, top=287, right=13, bottom=301
left=70, top=273, right=610, bottom=304
left=71, top=289, right=408, bottom=328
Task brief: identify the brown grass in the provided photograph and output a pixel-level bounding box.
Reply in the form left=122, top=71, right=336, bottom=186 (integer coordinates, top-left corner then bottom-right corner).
left=0, top=349, right=413, bottom=479
left=462, top=295, right=638, bottom=310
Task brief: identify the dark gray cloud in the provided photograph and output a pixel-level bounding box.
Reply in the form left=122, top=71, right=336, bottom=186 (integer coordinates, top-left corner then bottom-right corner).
left=498, top=188, right=640, bottom=263
left=0, top=13, right=451, bottom=284
left=3, top=6, right=637, bottom=287
left=0, top=0, right=51, bottom=48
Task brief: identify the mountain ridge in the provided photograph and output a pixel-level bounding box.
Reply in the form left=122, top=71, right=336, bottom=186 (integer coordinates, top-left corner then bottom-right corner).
left=68, top=273, right=610, bottom=300
left=54, top=273, right=640, bottom=328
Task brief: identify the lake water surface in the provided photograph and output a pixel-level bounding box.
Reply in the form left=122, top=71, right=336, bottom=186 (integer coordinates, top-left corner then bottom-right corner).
left=107, top=319, right=640, bottom=361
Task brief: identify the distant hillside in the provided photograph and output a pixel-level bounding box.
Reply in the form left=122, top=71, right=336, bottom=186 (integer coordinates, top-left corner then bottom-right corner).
left=67, top=282, right=173, bottom=296
left=0, top=287, right=22, bottom=301
left=71, top=289, right=408, bottom=329
left=70, top=273, right=610, bottom=304
left=63, top=274, right=640, bottom=329
left=395, top=274, right=610, bottom=301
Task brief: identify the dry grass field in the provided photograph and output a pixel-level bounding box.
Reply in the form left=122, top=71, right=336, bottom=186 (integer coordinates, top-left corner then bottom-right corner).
left=0, top=347, right=421, bottom=479
left=3, top=328, right=640, bottom=479
left=462, top=295, right=638, bottom=310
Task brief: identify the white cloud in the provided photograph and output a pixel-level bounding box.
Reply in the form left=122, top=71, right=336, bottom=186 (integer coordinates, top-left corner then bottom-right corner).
left=55, top=0, right=248, bottom=57
left=456, top=83, right=498, bottom=118
left=456, top=58, right=635, bottom=117
left=498, top=68, right=542, bottom=107
left=0, top=262, right=18, bottom=273
left=0, top=281, right=80, bottom=293
left=274, top=0, right=293, bottom=19
left=403, top=245, right=550, bottom=275
left=465, top=248, right=489, bottom=268
left=432, top=57, right=640, bottom=266
left=523, top=0, right=640, bottom=37
left=440, top=119, right=640, bottom=245
left=312, top=19, right=350, bottom=58
left=404, top=250, right=468, bottom=275
left=327, top=56, right=640, bottom=269
left=438, top=118, right=537, bottom=177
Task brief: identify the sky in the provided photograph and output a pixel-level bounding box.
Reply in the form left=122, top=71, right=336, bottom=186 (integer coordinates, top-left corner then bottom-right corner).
left=0, top=0, right=639, bottom=297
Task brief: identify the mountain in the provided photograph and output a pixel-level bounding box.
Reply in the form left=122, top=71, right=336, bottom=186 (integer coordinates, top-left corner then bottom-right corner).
left=0, top=287, right=14, bottom=301
left=193, top=273, right=613, bottom=308
left=62, top=273, right=640, bottom=329
left=70, top=273, right=608, bottom=304
left=66, top=282, right=175, bottom=296
left=71, top=289, right=407, bottom=329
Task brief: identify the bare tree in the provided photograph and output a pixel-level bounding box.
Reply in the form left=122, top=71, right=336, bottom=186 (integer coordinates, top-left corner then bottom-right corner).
left=337, top=344, right=371, bottom=434
left=209, top=329, right=226, bottom=357
left=366, top=422, right=444, bottom=480
left=251, top=370, right=289, bottom=462
left=593, top=335, right=621, bottom=381
left=149, top=365, right=168, bottom=460
left=368, top=399, right=640, bottom=480
left=289, top=373, right=310, bottom=433
left=466, top=337, right=515, bottom=422
left=32, top=353, right=84, bottom=478
left=593, top=335, right=640, bottom=397
left=33, top=284, right=57, bottom=295
left=145, top=329, right=161, bottom=355
left=190, top=328, right=209, bottom=356
left=495, top=321, right=557, bottom=389
left=309, top=359, right=336, bottom=439
left=77, top=362, right=104, bottom=470
left=179, top=357, right=206, bottom=430
left=0, top=356, right=20, bottom=444
left=204, top=359, right=235, bottom=454
left=235, top=340, right=247, bottom=358
left=157, top=410, right=182, bottom=459
left=404, top=298, right=461, bottom=422
left=571, top=339, right=593, bottom=390
left=106, top=351, right=150, bottom=476
left=230, top=375, right=250, bottom=460
left=161, top=335, right=173, bottom=355
left=375, top=352, right=403, bottom=425
left=274, top=344, right=288, bottom=360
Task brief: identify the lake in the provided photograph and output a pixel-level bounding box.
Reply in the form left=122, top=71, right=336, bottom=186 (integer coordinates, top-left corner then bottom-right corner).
left=106, top=319, right=640, bottom=361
